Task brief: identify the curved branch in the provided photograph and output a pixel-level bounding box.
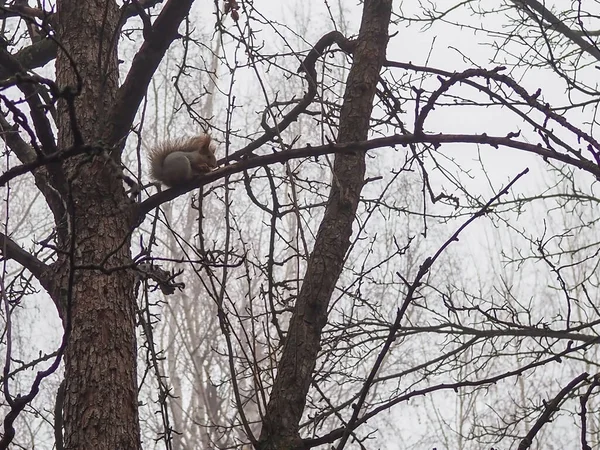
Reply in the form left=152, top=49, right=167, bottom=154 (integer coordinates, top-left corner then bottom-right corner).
left=224, top=30, right=356, bottom=162
left=136, top=131, right=600, bottom=222
left=414, top=67, right=600, bottom=164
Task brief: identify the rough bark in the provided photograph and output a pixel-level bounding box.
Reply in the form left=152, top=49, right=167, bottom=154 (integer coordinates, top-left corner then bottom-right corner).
left=55, top=0, right=140, bottom=449
left=258, top=1, right=393, bottom=448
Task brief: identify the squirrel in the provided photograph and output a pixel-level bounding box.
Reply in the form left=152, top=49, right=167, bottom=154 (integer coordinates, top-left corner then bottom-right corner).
left=149, top=134, right=217, bottom=187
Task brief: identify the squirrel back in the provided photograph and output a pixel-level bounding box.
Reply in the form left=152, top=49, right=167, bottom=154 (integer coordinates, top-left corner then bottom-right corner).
left=149, top=134, right=216, bottom=187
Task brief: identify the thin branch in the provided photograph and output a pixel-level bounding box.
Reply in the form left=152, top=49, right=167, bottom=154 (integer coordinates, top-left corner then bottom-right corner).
left=518, top=372, right=589, bottom=450
left=334, top=169, right=529, bottom=450
left=0, top=46, right=56, bottom=154
left=510, top=0, right=600, bottom=62
left=0, top=143, right=103, bottom=186
left=310, top=340, right=597, bottom=447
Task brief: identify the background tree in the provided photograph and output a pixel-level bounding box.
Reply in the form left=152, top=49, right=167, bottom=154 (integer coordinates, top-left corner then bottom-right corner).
left=0, top=1, right=600, bottom=450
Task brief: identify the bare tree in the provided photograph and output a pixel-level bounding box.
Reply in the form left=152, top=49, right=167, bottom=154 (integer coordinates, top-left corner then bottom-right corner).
left=0, top=0, right=600, bottom=449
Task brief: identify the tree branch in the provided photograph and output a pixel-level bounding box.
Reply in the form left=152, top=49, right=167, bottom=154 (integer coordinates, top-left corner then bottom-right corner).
left=518, top=372, right=589, bottom=450
left=0, top=114, right=67, bottom=225
left=510, top=0, right=600, bottom=62
left=0, top=232, right=51, bottom=286
left=104, top=0, right=196, bottom=149
left=0, top=46, right=56, bottom=154
left=0, top=39, right=57, bottom=81
left=224, top=30, right=356, bottom=162
left=309, top=343, right=595, bottom=447
left=136, top=131, right=600, bottom=222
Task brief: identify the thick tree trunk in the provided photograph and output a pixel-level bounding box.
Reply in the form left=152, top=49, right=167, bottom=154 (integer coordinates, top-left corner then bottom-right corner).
left=55, top=1, right=140, bottom=449
left=258, top=1, right=393, bottom=448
